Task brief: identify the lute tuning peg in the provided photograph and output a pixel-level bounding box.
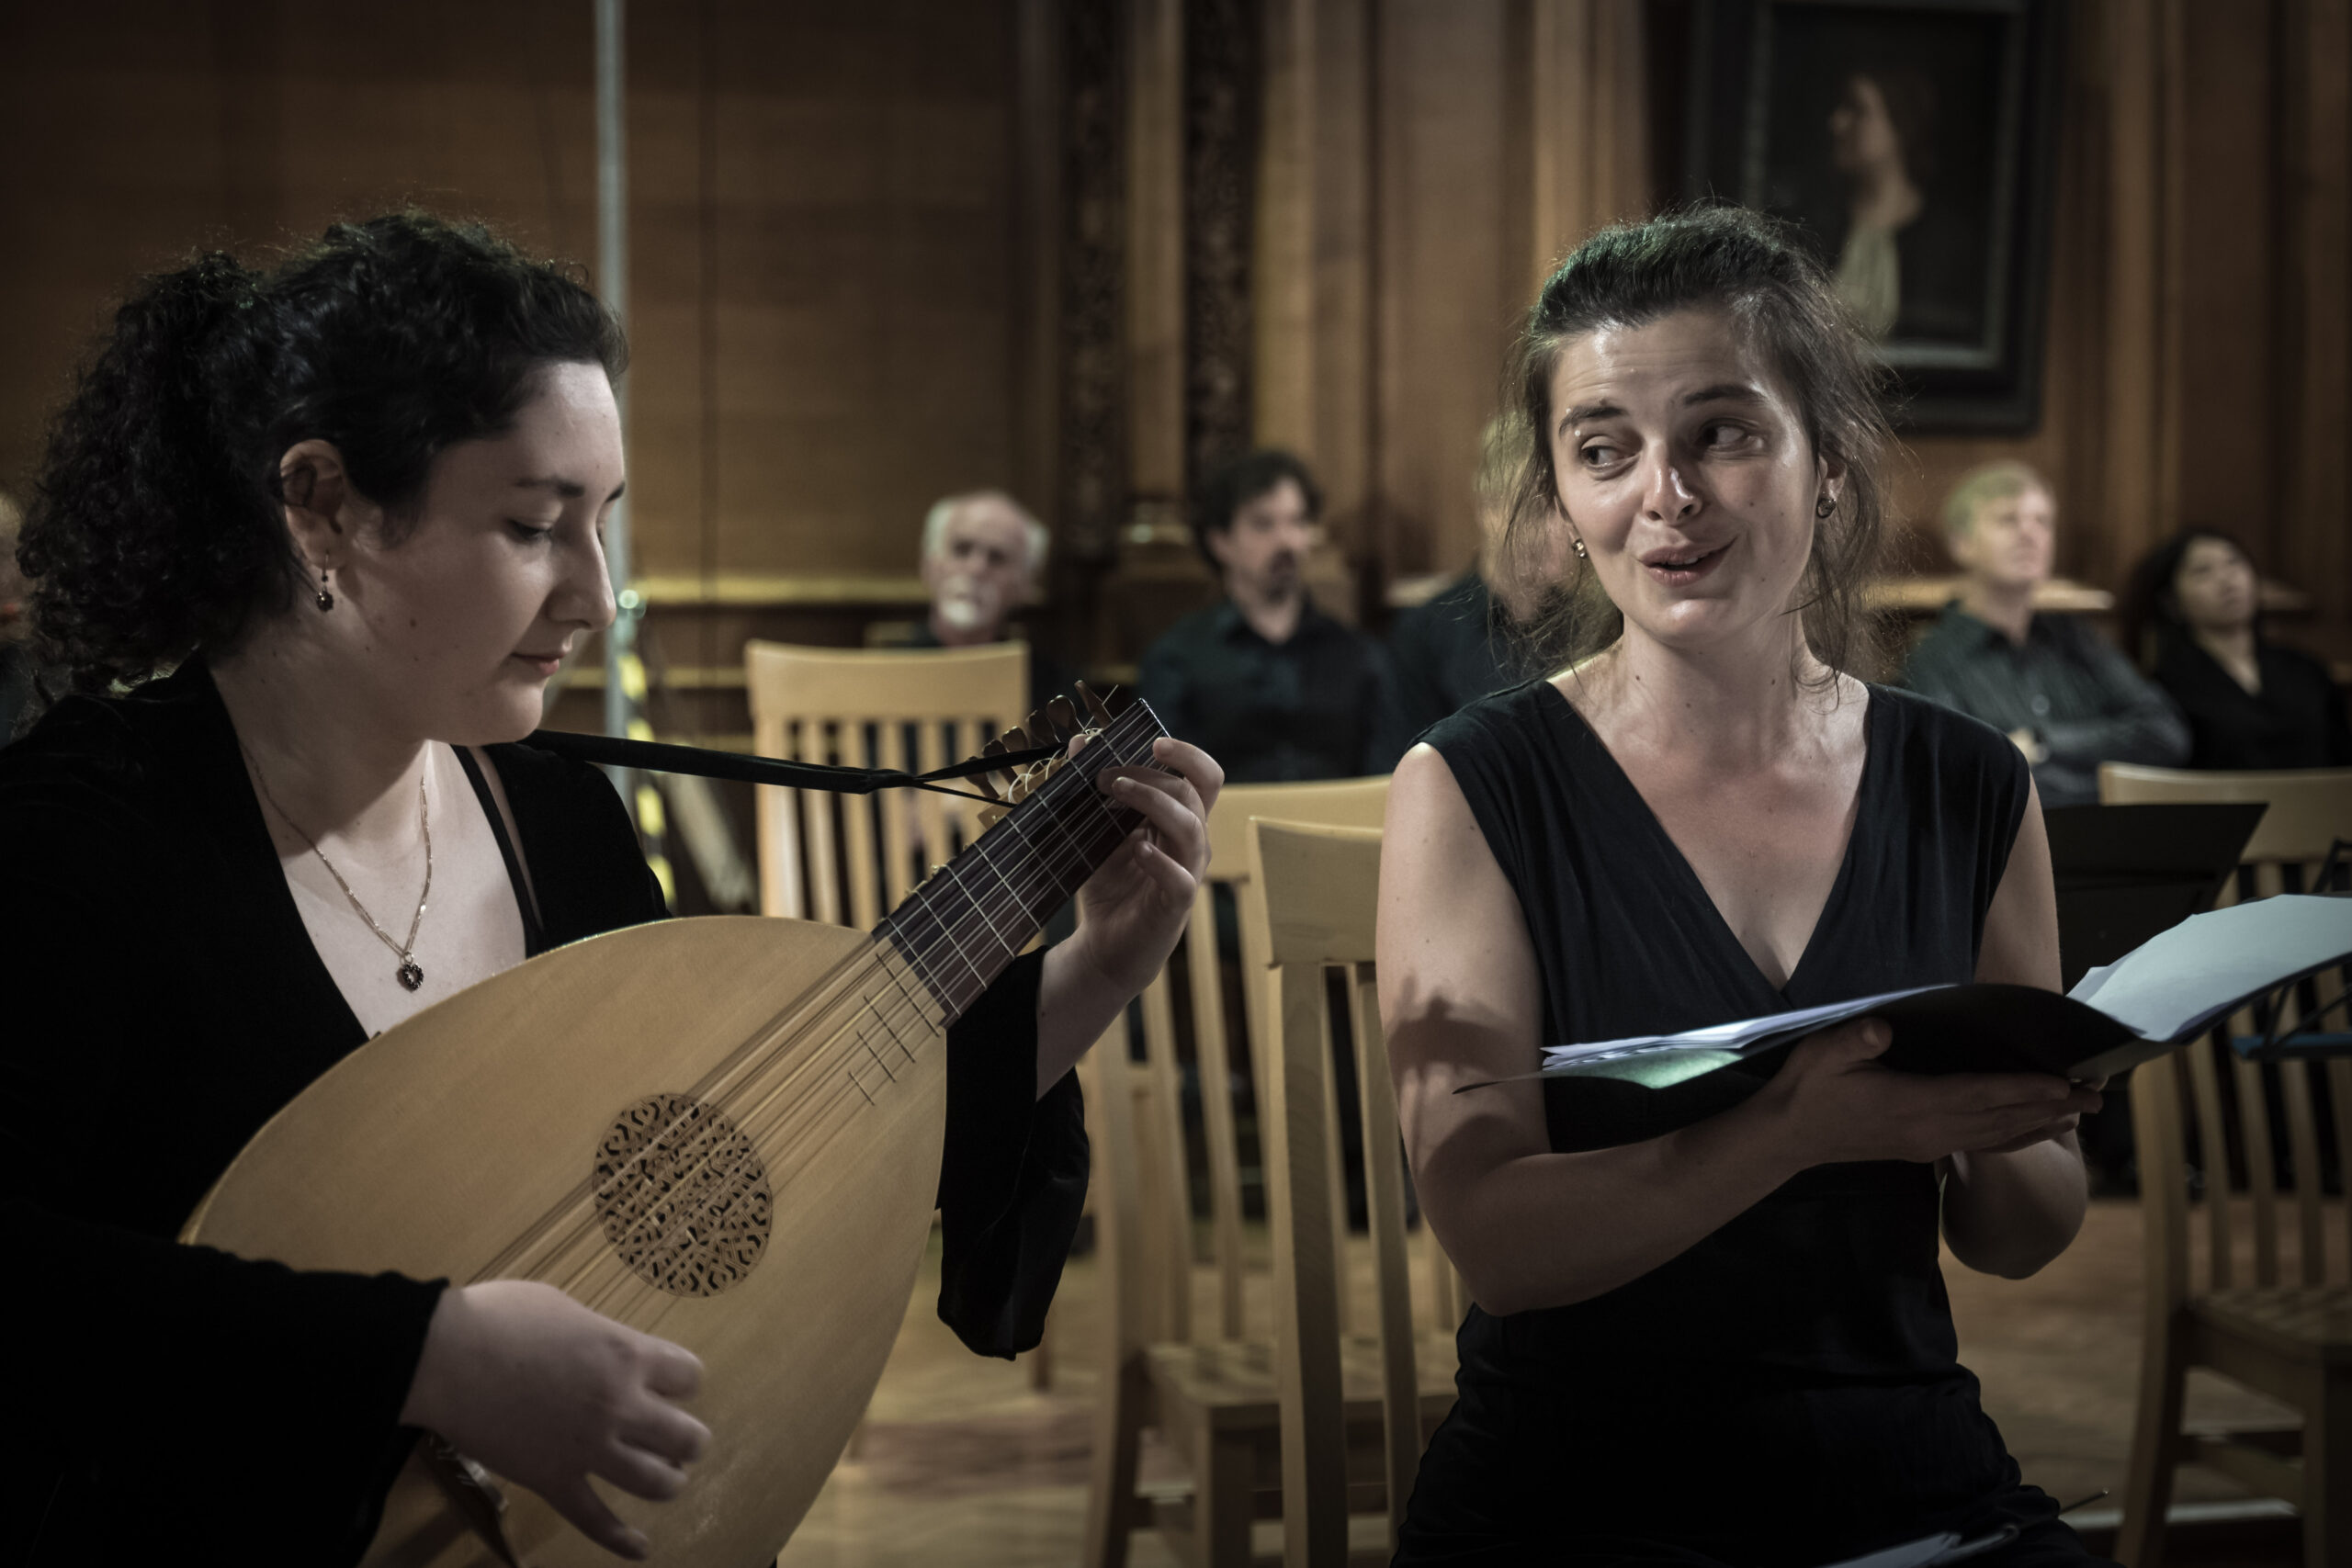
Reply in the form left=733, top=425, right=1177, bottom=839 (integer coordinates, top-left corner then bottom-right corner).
left=1076, top=681, right=1115, bottom=727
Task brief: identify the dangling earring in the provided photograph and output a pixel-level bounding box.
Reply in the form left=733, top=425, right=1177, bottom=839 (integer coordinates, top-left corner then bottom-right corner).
left=1815, top=492, right=1837, bottom=519
left=1571, top=536, right=1589, bottom=560
left=314, top=567, right=334, bottom=612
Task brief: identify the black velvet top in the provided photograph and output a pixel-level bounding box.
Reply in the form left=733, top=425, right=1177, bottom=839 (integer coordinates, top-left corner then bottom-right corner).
left=0, top=660, right=1085, bottom=1565
left=1396, top=682, right=2103, bottom=1566
left=2150, top=634, right=2352, bottom=772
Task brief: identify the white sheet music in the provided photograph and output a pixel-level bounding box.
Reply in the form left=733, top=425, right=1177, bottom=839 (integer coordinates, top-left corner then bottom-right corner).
left=2065, top=894, right=2352, bottom=1043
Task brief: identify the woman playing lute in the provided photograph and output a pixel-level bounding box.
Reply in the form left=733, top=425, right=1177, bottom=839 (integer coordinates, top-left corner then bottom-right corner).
left=2, top=213, right=1221, bottom=1565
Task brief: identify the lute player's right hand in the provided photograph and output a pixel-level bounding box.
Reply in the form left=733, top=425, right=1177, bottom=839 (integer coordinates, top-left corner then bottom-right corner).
left=399, top=1280, right=710, bottom=1560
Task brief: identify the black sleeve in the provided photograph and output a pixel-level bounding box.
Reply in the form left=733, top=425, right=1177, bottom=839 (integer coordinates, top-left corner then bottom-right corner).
left=0, top=790, right=444, bottom=1562
left=933, top=946, right=1089, bottom=1359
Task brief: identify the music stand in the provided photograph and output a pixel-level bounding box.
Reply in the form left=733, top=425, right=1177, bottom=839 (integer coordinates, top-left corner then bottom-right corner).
left=2042, top=803, right=2267, bottom=993
left=2040, top=804, right=2268, bottom=1193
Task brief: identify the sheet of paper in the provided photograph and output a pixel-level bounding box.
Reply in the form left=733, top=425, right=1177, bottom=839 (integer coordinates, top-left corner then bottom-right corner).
left=1540, top=986, right=1943, bottom=1071
left=2079, top=894, right=2352, bottom=1043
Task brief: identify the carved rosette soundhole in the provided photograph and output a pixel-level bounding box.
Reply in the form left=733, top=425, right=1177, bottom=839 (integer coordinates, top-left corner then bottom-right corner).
left=594, top=1093, right=772, bottom=1297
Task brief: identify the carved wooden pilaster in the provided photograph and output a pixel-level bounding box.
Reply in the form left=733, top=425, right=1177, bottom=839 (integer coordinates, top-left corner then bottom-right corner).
left=1183, top=0, right=1261, bottom=491
left=1057, top=1, right=1129, bottom=565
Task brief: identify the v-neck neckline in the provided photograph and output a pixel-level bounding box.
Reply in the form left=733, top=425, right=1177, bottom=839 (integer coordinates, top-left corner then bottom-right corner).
left=1538, top=679, right=1883, bottom=1003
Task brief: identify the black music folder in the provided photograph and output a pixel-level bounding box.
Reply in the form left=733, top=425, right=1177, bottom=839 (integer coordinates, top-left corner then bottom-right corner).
left=1466, top=894, right=2352, bottom=1093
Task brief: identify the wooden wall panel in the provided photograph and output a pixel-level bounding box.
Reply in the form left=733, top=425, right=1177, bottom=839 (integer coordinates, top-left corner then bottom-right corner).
left=0, top=0, right=1037, bottom=593
left=0, top=0, right=593, bottom=501
left=1374, top=0, right=1519, bottom=578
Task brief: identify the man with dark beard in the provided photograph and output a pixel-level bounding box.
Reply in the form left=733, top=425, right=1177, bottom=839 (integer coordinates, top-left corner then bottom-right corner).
left=1139, top=449, right=1402, bottom=782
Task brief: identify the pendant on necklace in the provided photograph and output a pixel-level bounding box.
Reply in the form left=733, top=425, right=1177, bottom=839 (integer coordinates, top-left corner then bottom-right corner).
left=397, top=959, right=424, bottom=992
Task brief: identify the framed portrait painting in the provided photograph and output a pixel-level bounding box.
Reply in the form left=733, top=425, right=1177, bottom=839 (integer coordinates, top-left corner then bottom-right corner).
left=1683, top=0, right=2064, bottom=432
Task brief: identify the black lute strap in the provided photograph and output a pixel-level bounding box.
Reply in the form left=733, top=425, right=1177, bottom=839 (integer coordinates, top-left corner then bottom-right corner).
left=524, top=728, right=1067, bottom=802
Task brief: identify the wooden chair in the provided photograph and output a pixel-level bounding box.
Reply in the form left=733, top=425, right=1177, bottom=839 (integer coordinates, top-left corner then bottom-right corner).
left=742, top=640, right=1027, bottom=926
left=1087, top=778, right=1448, bottom=1567
left=1249, top=818, right=1461, bottom=1566
left=2102, top=764, right=2352, bottom=1568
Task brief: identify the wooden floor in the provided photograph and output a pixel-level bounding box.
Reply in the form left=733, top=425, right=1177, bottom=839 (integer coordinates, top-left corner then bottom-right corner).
left=774, top=1198, right=2303, bottom=1566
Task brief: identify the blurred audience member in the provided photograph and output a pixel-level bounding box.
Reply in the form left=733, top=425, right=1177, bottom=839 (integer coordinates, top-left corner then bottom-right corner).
left=1140, top=449, right=1401, bottom=781
left=1387, top=421, right=1567, bottom=736
left=911, top=489, right=1071, bottom=710
left=0, top=491, right=31, bottom=740
left=1902, top=461, right=2187, bottom=806
left=2121, top=528, right=2352, bottom=771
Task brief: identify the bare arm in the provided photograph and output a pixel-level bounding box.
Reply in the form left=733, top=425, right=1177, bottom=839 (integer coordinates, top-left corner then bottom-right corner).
left=1382, top=745, right=2101, bottom=1316
left=1938, top=780, right=2097, bottom=1279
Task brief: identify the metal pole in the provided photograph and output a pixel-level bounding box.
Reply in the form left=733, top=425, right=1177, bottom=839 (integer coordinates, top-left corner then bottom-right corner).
left=595, top=0, right=638, bottom=795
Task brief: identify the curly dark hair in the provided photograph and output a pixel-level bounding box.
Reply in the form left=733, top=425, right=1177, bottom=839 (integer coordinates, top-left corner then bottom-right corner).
left=1497, top=205, right=1896, bottom=684
left=17, top=211, right=626, bottom=699
left=1191, top=448, right=1324, bottom=574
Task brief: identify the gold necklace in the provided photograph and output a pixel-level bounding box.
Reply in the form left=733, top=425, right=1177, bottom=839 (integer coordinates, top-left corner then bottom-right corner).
left=244, top=744, right=435, bottom=991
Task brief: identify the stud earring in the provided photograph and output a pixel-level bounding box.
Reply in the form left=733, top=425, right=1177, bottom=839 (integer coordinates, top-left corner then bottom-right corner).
left=1815, top=493, right=1837, bottom=519
left=1571, top=536, right=1589, bottom=560
left=314, top=567, right=334, bottom=612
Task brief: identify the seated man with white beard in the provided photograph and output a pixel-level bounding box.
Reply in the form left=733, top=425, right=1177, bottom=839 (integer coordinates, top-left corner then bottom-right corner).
left=908, top=489, right=1075, bottom=711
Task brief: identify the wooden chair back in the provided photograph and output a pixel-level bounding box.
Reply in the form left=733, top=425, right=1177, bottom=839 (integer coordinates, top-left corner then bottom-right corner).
left=1247, top=818, right=1447, bottom=1567
left=2101, top=764, right=2352, bottom=1289
left=1134, top=776, right=1393, bottom=1348
left=2108, top=764, right=2352, bottom=1566
left=743, top=641, right=1027, bottom=927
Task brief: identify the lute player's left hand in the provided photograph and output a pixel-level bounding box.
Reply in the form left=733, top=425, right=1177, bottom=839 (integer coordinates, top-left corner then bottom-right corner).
left=1032, top=737, right=1222, bottom=1093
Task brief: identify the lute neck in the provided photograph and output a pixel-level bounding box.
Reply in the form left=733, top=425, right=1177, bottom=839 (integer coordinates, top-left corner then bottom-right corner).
left=876, top=699, right=1168, bottom=1020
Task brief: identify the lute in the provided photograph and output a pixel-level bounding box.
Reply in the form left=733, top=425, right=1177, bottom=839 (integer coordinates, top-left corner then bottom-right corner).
left=181, top=687, right=1170, bottom=1565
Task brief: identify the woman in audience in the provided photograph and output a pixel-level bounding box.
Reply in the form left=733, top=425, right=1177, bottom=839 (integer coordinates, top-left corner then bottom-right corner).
left=1378, top=207, right=2108, bottom=1566
left=1, top=213, right=1219, bottom=1565
left=2120, top=527, right=2352, bottom=770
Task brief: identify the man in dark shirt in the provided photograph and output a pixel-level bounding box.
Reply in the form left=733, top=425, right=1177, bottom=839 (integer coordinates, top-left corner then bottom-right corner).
left=1139, top=450, right=1402, bottom=782
left=1901, top=462, right=2188, bottom=807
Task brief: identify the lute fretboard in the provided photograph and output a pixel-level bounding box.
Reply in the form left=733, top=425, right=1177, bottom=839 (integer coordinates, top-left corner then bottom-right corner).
left=877, top=696, right=1170, bottom=1020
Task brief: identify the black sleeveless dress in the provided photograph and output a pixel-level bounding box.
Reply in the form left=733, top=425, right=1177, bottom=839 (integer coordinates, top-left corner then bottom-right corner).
left=1396, top=680, right=2110, bottom=1568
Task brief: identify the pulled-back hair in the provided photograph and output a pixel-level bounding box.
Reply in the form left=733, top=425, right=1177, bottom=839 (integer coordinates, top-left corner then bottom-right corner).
left=18, top=211, right=626, bottom=698
left=1497, top=205, right=1895, bottom=682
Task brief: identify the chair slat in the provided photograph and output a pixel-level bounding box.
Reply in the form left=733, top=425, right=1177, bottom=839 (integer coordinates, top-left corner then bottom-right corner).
left=1314, top=993, right=1354, bottom=1336
left=841, top=722, right=883, bottom=931
left=2234, top=1053, right=2280, bottom=1286
left=1350, top=962, right=1424, bottom=1544
left=876, top=718, right=915, bottom=911
left=2187, top=1035, right=2234, bottom=1291
left=803, top=728, right=845, bottom=928
left=755, top=714, right=808, bottom=920
left=1185, top=885, right=1250, bottom=1341
left=1267, top=961, right=1351, bottom=1567
left=2280, top=1060, right=2326, bottom=1285
left=1138, top=968, right=1194, bottom=1342
left=2329, top=1058, right=2352, bottom=1282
